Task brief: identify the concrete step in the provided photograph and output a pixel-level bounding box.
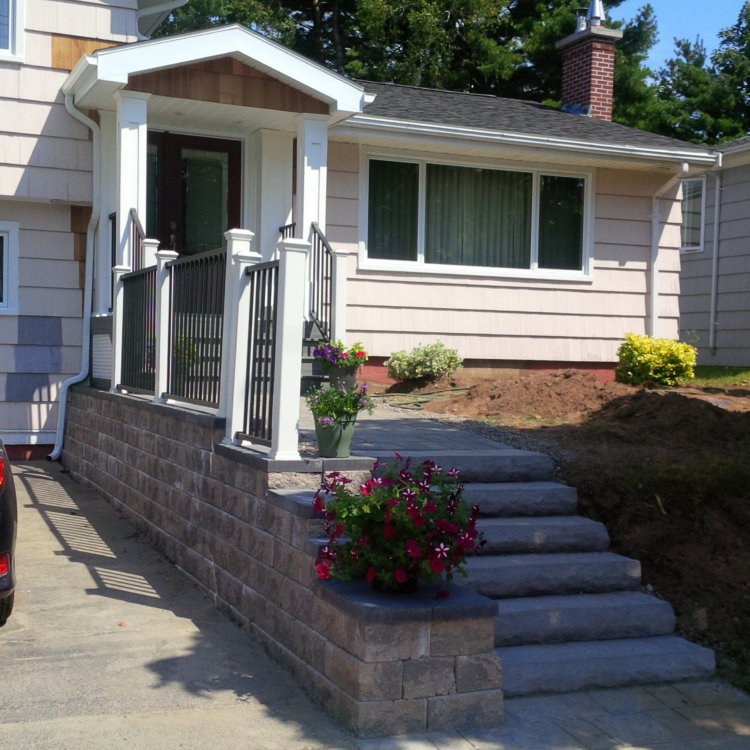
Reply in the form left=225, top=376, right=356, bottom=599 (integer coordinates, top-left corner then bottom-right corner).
left=497, top=636, right=716, bottom=696
left=464, top=552, right=641, bottom=598
left=464, top=482, right=578, bottom=517
left=366, top=449, right=555, bottom=483
left=494, top=592, right=676, bottom=646
left=477, top=516, right=609, bottom=554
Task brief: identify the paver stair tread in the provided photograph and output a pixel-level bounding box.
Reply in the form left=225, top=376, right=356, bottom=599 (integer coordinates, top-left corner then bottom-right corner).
left=477, top=516, right=609, bottom=554
left=497, top=636, right=716, bottom=695
left=494, top=591, right=676, bottom=646
left=464, top=551, right=641, bottom=597
left=464, top=481, right=579, bottom=517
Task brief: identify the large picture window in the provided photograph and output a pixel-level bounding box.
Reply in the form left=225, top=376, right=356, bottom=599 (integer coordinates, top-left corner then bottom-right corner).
left=365, top=157, right=588, bottom=275
left=680, top=178, right=704, bottom=252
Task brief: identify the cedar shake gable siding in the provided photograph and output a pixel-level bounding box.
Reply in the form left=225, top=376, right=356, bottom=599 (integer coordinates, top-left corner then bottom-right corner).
left=127, top=58, right=329, bottom=115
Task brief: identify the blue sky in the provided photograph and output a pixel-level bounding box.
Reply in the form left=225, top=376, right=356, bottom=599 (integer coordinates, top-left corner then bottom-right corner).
left=613, top=0, right=747, bottom=70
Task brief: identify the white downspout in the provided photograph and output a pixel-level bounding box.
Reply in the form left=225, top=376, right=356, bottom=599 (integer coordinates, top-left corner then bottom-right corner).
left=50, top=96, right=100, bottom=460
left=650, top=163, right=689, bottom=337
left=709, top=153, right=724, bottom=353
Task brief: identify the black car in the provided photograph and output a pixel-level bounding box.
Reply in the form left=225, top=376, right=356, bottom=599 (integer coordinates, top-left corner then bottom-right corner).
left=0, top=440, right=17, bottom=626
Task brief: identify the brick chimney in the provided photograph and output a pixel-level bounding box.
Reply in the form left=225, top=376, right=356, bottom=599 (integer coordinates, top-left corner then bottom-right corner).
left=556, top=2, right=623, bottom=121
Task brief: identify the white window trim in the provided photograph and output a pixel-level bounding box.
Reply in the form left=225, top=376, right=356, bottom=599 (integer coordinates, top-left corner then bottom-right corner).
left=0, top=0, right=24, bottom=62
left=357, top=147, right=595, bottom=282
left=680, top=176, right=706, bottom=254
left=0, top=220, right=20, bottom=314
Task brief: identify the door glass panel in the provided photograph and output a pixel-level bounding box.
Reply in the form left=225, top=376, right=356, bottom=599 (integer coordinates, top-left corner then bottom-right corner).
left=182, top=148, right=229, bottom=255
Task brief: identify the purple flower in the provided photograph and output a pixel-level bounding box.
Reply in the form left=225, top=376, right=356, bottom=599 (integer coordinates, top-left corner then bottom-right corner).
left=317, top=416, right=335, bottom=426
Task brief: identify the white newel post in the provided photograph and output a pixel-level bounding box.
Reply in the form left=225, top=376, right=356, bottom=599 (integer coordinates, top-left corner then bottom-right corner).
left=269, top=238, right=310, bottom=460
left=110, top=264, right=130, bottom=392
left=295, top=115, right=329, bottom=237
left=331, top=248, right=348, bottom=343
left=142, top=237, right=160, bottom=270
left=154, top=248, right=178, bottom=403
left=220, top=230, right=259, bottom=443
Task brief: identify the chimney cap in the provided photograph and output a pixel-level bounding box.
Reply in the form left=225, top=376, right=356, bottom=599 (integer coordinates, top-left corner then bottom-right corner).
left=587, top=0, right=606, bottom=26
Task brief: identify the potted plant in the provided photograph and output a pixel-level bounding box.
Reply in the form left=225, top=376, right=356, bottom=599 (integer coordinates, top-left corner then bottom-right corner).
left=312, top=454, right=484, bottom=594
left=313, top=340, right=368, bottom=387
left=305, top=382, right=374, bottom=458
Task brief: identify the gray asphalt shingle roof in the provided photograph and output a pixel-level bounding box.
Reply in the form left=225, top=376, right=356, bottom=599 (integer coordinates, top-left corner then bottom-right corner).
left=359, top=80, right=712, bottom=154
left=718, top=135, right=750, bottom=151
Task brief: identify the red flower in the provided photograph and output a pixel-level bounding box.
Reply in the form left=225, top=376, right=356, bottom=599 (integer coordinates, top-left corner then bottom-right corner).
left=316, top=562, right=331, bottom=579
left=429, top=558, right=445, bottom=573
left=383, top=523, right=397, bottom=539
left=312, top=495, right=326, bottom=514
left=366, top=566, right=377, bottom=582
left=424, top=501, right=438, bottom=514
left=342, top=352, right=350, bottom=358
left=405, top=539, right=422, bottom=558
left=395, top=568, right=409, bottom=583
left=356, top=351, right=366, bottom=358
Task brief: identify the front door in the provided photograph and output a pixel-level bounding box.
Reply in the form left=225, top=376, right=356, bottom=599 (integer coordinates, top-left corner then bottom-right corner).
left=147, top=132, right=242, bottom=254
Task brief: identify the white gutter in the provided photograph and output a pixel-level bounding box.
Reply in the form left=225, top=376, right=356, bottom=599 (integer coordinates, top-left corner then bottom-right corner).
left=50, top=96, right=100, bottom=460
left=336, top=115, right=717, bottom=165
left=709, top=152, right=724, bottom=353
left=649, top=163, right=689, bottom=337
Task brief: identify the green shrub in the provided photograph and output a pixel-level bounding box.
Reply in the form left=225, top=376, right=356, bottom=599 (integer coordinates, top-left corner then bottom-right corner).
left=385, top=341, right=463, bottom=382
left=615, top=333, right=697, bottom=386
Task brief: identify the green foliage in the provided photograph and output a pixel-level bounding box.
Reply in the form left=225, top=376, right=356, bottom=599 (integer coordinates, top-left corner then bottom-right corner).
left=385, top=342, right=462, bottom=382
left=305, top=382, right=374, bottom=425
left=692, top=366, right=750, bottom=388
left=313, top=456, right=482, bottom=591
left=615, top=333, right=697, bottom=386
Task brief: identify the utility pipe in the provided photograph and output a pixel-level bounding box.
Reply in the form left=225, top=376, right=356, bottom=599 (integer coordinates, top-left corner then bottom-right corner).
left=649, top=163, right=689, bottom=337
left=50, top=96, right=101, bottom=460
left=709, top=153, right=724, bottom=353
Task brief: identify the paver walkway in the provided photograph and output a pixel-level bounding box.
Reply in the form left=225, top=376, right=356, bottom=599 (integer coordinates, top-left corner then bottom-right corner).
left=2, top=405, right=749, bottom=748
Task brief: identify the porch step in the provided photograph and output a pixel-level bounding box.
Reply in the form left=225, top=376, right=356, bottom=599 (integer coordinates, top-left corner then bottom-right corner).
left=497, top=636, right=716, bottom=696
left=365, top=449, right=555, bottom=483
left=477, top=516, right=609, bottom=554
left=494, top=592, right=676, bottom=646
left=463, top=552, right=641, bottom=598
left=465, top=482, right=578, bottom=517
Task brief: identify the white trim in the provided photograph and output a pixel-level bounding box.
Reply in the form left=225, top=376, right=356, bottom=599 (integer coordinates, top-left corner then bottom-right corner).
left=0, top=431, right=56, bottom=445
left=64, top=24, right=365, bottom=116
left=679, top=176, right=706, bottom=253
left=0, top=220, right=20, bottom=315
left=0, top=0, right=24, bottom=63
left=337, top=115, right=717, bottom=167
left=357, top=147, right=594, bottom=282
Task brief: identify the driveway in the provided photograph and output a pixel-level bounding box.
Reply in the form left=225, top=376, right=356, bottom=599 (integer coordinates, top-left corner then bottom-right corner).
left=2, top=461, right=749, bottom=750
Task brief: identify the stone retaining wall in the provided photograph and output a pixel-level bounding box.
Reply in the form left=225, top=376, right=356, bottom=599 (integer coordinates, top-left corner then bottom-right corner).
left=63, top=386, right=503, bottom=737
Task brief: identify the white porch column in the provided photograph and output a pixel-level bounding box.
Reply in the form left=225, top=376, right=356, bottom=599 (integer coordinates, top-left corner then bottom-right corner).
left=220, top=230, right=259, bottom=442
left=253, top=129, right=294, bottom=260
left=295, top=115, right=328, bottom=238
left=154, top=247, right=178, bottom=403
left=114, top=90, right=150, bottom=269
left=330, top=247, right=348, bottom=342
left=95, top=110, right=117, bottom=314
left=110, top=264, right=130, bottom=392
left=269, top=238, right=310, bottom=461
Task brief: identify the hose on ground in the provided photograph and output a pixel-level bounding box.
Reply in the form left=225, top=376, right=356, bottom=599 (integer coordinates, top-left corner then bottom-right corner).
left=371, top=387, right=470, bottom=410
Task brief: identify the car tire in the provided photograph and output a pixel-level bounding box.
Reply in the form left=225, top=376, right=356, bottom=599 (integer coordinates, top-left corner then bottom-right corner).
left=0, top=593, right=14, bottom=627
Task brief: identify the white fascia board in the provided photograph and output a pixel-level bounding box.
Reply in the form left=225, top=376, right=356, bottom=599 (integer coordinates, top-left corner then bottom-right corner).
left=337, top=114, right=718, bottom=167
left=91, top=25, right=364, bottom=113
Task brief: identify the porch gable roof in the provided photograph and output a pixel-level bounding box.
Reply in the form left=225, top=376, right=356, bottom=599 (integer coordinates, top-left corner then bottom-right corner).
left=62, top=24, right=365, bottom=118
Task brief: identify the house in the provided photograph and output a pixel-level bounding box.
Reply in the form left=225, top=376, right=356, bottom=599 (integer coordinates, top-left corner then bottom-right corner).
left=679, top=135, right=750, bottom=366
left=1, top=0, right=719, bottom=459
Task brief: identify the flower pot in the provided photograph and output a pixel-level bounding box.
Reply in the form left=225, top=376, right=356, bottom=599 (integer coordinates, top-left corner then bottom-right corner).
left=325, top=364, right=359, bottom=389
left=372, top=576, right=418, bottom=594
left=315, top=417, right=357, bottom=458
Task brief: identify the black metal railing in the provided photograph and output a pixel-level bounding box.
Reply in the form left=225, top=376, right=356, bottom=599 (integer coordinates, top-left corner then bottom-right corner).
left=166, top=247, right=226, bottom=407
left=240, top=260, right=279, bottom=445
left=130, top=208, right=147, bottom=271
left=278, top=222, right=296, bottom=240
left=309, top=222, right=333, bottom=341
left=120, top=265, right=157, bottom=393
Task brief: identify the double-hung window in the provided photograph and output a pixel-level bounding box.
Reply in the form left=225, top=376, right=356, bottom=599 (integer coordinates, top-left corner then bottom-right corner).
left=0, top=0, right=23, bottom=61
left=680, top=178, right=705, bottom=252
left=0, top=221, right=19, bottom=314
left=364, top=155, right=590, bottom=276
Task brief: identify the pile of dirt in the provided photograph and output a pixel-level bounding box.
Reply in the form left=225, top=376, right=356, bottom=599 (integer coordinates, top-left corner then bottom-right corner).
left=407, top=369, right=750, bottom=691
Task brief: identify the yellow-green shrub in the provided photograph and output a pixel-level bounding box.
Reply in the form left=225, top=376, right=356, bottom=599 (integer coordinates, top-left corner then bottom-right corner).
left=615, top=333, right=697, bottom=386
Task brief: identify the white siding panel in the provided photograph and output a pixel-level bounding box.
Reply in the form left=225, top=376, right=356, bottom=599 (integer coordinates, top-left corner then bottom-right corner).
left=18, top=287, right=82, bottom=317
left=0, top=401, right=59, bottom=432
left=20, top=258, right=81, bottom=288
left=2, top=101, right=88, bottom=139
